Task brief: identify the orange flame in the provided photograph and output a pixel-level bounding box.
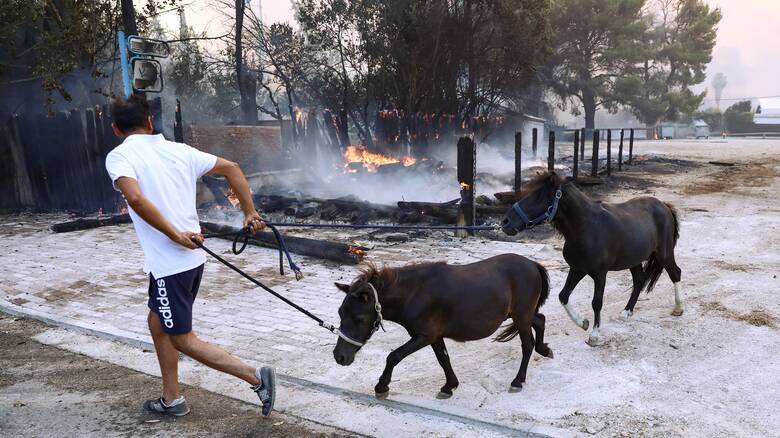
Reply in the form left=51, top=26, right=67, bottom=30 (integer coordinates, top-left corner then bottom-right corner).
left=343, top=144, right=416, bottom=172
left=348, top=245, right=366, bottom=256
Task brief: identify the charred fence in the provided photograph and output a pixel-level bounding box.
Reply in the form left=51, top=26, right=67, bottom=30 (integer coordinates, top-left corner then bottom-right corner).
left=512, top=127, right=638, bottom=194
left=0, top=106, right=125, bottom=213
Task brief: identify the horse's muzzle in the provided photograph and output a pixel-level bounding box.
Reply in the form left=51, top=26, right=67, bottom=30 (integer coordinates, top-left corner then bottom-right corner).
left=333, top=339, right=358, bottom=366
left=500, top=216, right=522, bottom=235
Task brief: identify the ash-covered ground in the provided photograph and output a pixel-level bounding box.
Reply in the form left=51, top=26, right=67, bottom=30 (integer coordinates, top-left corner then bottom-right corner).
left=1, top=139, right=779, bottom=437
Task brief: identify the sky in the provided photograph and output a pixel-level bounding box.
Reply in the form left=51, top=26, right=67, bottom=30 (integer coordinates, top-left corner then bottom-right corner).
left=158, top=0, right=780, bottom=110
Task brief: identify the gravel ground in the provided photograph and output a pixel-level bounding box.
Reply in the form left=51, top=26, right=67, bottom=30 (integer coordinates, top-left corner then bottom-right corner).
left=0, top=314, right=350, bottom=438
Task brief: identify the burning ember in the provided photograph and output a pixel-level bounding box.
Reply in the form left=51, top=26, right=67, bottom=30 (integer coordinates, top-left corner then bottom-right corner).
left=348, top=245, right=366, bottom=256
left=343, top=144, right=416, bottom=172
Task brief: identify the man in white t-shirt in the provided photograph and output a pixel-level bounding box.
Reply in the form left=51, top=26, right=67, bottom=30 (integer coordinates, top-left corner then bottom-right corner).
left=105, top=95, right=275, bottom=417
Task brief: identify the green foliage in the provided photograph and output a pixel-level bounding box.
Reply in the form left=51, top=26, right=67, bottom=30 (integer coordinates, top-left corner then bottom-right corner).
left=694, top=108, right=722, bottom=131
left=619, top=0, right=721, bottom=125
left=0, top=0, right=180, bottom=113
left=295, top=0, right=551, bottom=141
left=546, top=0, right=647, bottom=128
left=723, top=100, right=755, bottom=133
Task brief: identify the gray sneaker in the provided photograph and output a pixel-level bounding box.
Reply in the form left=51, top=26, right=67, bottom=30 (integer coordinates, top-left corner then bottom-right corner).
left=251, top=366, right=276, bottom=416
left=143, top=397, right=191, bottom=417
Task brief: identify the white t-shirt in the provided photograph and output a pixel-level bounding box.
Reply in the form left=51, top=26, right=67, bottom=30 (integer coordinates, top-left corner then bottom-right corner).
left=105, top=133, right=217, bottom=278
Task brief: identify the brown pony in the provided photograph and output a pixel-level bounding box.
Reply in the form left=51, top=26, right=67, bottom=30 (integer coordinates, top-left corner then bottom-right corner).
left=332, top=254, right=552, bottom=398
left=502, top=172, right=683, bottom=346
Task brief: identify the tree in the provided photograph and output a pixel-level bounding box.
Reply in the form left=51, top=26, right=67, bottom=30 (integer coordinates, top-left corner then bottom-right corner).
left=235, top=0, right=258, bottom=123
left=0, top=0, right=180, bottom=114
left=618, top=0, right=721, bottom=125
left=295, top=0, right=551, bottom=142
left=545, top=0, right=647, bottom=128
left=694, top=107, right=721, bottom=131
left=722, top=100, right=754, bottom=133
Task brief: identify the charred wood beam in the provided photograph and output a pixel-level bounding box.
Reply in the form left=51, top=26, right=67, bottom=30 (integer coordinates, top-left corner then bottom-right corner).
left=200, top=221, right=365, bottom=265
left=51, top=214, right=131, bottom=233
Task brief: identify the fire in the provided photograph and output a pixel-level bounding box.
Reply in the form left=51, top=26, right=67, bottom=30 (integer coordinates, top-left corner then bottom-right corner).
left=460, top=182, right=471, bottom=190
left=343, top=144, right=416, bottom=172
left=348, top=245, right=366, bottom=256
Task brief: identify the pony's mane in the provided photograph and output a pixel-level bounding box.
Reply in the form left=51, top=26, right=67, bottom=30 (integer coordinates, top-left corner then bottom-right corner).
left=358, top=261, right=445, bottom=292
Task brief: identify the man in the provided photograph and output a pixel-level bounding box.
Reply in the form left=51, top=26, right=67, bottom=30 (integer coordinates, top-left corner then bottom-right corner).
left=105, top=94, right=275, bottom=417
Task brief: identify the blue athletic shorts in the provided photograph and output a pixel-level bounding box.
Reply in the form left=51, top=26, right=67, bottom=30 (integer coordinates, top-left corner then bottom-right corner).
left=147, top=264, right=204, bottom=334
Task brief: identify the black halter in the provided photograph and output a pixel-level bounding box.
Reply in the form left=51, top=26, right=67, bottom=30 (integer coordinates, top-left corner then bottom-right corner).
left=510, top=188, right=563, bottom=228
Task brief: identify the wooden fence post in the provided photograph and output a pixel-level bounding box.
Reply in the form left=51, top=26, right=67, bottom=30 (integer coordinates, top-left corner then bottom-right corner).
left=618, top=128, right=624, bottom=171
left=532, top=127, right=538, bottom=158
left=456, top=136, right=476, bottom=237
left=547, top=130, right=555, bottom=172
left=591, top=129, right=600, bottom=177
left=580, top=128, right=585, bottom=160
left=573, top=129, right=579, bottom=179
left=514, top=131, right=522, bottom=193
left=174, top=99, right=184, bottom=143
left=606, top=129, right=612, bottom=176
left=629, top=128, right=635, bottom=165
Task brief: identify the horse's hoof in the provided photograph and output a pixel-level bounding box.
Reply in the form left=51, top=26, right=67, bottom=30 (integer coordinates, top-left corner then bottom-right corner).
left=436, top=391, right=453, bottom=399
left=671, top=308, right=684, bottom=317
left=619, top=310, right=633, bottom=321
left=508, top=385, right=523, bottom=393
left=546, top=349, right=554, bottom=359
left=581, top=319, right=590, bottom=331
left=375, top=390, right=389, bottom=399
left=586, top=336, right=602, bottom=347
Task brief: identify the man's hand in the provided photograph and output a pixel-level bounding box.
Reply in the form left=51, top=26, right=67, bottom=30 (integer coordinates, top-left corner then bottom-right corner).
left=172, top=231, right=204, bottom=249
left=243, top=211, right=266, bottom=234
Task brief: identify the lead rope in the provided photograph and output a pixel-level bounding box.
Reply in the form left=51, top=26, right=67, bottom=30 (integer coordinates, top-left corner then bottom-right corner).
left=203, top=225, right=303, bottom=280
left=196, top=238, right=337, bottom=334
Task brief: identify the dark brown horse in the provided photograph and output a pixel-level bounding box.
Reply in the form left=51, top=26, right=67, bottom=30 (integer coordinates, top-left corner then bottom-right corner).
left=332, top=254, right=552, bottom=398
left=501, top=172, right=683, bottom=346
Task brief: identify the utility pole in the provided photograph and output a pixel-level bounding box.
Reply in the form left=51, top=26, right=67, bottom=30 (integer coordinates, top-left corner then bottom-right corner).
left=120, top=0, right=138, bottom=36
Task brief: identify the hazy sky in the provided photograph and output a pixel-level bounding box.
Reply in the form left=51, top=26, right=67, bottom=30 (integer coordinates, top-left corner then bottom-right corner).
left=162, top=0, right=780, bottom=107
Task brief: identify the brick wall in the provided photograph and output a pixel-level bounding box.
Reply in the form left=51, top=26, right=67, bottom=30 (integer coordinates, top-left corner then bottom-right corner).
left=184, top=124, right=289, bottom=174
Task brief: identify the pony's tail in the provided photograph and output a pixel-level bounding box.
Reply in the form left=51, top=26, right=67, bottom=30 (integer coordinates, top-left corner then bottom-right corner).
left=494, top=263, right=550, bottom=343
left=640, top=255, right=665, bottom=293
left=665, top=202, right=680, bottom=246
left=535, top=263, right=550, bottom=311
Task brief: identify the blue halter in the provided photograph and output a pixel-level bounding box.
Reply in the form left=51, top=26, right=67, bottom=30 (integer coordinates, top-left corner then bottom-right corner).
left=510, top=189, right=563, bottom=228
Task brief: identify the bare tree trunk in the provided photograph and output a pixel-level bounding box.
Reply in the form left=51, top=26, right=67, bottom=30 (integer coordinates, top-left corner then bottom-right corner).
left=235, top=0, right=256, bottom=124
left=583, top=89, right=596, bottom=129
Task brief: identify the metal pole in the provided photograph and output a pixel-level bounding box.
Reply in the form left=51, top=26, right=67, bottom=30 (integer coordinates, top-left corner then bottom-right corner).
left=591, top=129, right=599, bottom=177
left=118, top=31, right=132, bottom=98
left=606, top=129, right=612, bottom=176
left=547, top=130, right=555, bottom=172
left=573, top=129, right=580, bottom=179
left=514, top=131, right=522, bottom=193
left=618, top=129, right=624, bottom=171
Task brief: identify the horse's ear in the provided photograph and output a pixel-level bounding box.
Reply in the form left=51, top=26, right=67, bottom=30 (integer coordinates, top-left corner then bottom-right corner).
left=334, top=282, right=350, bottom=293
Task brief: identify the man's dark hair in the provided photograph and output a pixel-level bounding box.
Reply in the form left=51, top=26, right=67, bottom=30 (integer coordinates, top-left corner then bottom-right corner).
left=110, top=94, right=150, bottom=133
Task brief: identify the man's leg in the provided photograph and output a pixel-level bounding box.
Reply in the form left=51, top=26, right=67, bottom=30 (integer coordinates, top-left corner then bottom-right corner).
left=170, top=332, right=260, bottom=386
left=148, top=311, right=181, bottom=404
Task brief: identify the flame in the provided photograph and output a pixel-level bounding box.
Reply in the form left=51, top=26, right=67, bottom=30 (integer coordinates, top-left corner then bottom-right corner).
left=120, top=207, right=128, bottom=214
left=460, top=182, right=471, bottom=190
left=343, top=144, right=416, bottom=172
left=226, top=189, right=240, bottom=208
left=348, top=245, right=366, bottom=256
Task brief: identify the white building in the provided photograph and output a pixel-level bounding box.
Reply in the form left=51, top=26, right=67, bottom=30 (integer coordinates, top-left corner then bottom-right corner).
left=754, top=98, right=780, bottom=125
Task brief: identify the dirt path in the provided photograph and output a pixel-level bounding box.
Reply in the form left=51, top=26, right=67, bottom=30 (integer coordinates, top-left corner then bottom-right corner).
left=0, top=314, right=350, bottom=437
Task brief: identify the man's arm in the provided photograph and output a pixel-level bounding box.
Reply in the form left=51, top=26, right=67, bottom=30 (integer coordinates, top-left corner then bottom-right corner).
left=207, top=158, right=265, bottom=233
left=115, top=177, right=202, bottom=249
